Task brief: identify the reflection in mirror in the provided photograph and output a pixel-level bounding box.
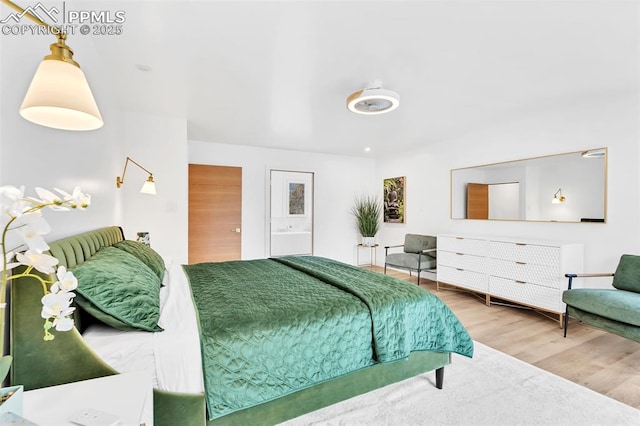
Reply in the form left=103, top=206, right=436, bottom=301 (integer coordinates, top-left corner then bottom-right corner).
left=451, top=148, right=607, bottom=223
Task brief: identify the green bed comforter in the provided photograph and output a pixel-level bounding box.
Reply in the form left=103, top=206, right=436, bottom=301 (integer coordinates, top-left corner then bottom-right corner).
left=183, top=256, right=473, bottom=420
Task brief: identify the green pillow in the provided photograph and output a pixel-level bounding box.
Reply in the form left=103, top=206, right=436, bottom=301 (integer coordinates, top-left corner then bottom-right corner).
left=72, top=246, right=163, bottom=332
left=612, top=254, right=640, bottom=293
left=113, top=240, right=165, bottom=282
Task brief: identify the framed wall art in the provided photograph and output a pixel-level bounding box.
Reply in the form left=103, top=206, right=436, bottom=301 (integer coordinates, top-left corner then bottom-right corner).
left=287, top=181, right=306, bottom=216
left=384, top=176, right=405, bottom=223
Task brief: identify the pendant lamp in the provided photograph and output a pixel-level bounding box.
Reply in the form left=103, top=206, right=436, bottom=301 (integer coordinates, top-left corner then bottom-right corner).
left=19, top=33, right=104, bottom=131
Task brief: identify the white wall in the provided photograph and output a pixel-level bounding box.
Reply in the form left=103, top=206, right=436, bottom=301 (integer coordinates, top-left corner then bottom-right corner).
left=0, top=31, right=120, bottom=240
left=376, top=93, right=639, bottom=289
left=0, top=35, right=188, bottom=261
left=118, top=112, right=188, bottom=264
left=189, top=141, right=377, bottom=264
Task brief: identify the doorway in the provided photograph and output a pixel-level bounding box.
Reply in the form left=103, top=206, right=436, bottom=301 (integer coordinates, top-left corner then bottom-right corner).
left=269, top=170, right=314, bottom=256
left=188, top=164, right=242, bottom=263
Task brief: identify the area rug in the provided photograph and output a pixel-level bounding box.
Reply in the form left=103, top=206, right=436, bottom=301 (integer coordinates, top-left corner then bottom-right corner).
left=280, top=342, right=640, bottom=425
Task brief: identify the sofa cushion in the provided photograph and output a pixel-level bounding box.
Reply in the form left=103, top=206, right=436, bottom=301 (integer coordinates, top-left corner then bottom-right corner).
left=612, top=254, right=640, bottom=293
left=563, top=288, right=640, bottom=327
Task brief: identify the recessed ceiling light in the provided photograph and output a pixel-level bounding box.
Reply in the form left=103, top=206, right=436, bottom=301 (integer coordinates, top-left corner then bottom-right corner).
left=364, top=147, right=371, bottom=152
left=347, top=80, right=400, bottom=115
left=135, top=64, right=153, bottom=72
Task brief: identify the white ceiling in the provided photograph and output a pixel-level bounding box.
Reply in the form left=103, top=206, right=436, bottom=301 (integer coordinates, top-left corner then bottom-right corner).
left=10, top=1, right=640, bottom=157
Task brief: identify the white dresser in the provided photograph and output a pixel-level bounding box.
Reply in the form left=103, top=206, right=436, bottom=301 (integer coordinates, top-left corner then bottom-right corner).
left=437, top=234, right=583, bottom=326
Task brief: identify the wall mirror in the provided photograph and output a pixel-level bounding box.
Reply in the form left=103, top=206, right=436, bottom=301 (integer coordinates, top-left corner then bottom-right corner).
left=269, top=170, right=314, bottom=256
left=450, top=148, right=607, bottom=223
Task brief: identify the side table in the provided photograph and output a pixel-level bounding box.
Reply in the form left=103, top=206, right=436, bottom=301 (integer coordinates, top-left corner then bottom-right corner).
left=357, top=243, right=379, bottom=267
left=21, top=370, right=153, bottom=426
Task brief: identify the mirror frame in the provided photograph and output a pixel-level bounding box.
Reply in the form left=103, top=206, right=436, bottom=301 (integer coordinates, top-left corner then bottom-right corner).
left=450, top=148, right=608, bottom=223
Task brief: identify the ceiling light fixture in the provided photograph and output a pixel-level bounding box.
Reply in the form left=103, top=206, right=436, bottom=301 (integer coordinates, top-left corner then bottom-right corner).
left=116, top=157, right=157, bottom=195
left=2, top=0, right=103, bottom=131
left=347, top=80, right=400, bottom=115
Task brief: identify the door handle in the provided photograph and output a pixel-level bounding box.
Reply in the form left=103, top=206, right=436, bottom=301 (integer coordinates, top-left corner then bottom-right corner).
left=231, top=228, right=240, bottom=233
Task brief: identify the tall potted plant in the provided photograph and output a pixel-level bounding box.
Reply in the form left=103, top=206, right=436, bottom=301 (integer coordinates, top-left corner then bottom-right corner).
left=351, top=195, right=382, bottom=246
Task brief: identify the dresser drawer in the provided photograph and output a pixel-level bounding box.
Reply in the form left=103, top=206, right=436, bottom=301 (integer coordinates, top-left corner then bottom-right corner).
left=438, top=265, right=488, bottom=293
left=438, top=236, right=488, bottom=256
left=489, top=241, right=560, bottom=268
left=438, top=251, right=487, bottom=273
left=489, top=276, right=563, bottom=313
left=489, top=258, right=560, bottom=289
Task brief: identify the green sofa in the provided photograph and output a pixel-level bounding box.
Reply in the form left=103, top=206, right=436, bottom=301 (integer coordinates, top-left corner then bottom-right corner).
left=562, top=254, right=640, bottom=342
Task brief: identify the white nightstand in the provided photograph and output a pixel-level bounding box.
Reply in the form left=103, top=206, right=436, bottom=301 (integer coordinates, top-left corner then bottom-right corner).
left=21, top=371, right=153, bottom=426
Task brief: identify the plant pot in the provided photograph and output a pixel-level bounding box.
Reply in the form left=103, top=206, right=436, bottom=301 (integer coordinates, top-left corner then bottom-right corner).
left=361, top=237, right=375, bottom=247
left=0, top=385, right=23, bottom=417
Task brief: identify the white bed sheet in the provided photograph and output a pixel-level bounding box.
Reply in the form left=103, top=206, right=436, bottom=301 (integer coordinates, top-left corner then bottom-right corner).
left=83, top=262, right=204, bottom=394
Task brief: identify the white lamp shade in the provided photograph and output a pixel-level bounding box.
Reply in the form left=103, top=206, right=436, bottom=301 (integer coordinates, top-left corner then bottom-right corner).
left=140, top=179, right=157, bottom=195
left=19, top=59, right=103, bottom=131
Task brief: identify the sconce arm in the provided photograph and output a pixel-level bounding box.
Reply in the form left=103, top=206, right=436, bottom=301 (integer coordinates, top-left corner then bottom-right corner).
left=116, top=157, right=154, bottom=188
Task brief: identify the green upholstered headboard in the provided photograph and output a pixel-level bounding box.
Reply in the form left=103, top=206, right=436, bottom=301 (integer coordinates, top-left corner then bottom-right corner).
left=9, top=226, right=207, bottom=425
left=9, top=226, right=125, bottom=390
left=47, top=226, right=124, bottom=270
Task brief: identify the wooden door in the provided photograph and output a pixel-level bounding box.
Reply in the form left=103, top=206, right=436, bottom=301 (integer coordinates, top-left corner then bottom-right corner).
left=467, top=183, right=488, bottom=219
left=189, top=164, right=242, bottom=263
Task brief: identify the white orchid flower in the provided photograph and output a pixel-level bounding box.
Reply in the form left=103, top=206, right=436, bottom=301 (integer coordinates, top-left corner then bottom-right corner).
left=0, top=184, right=92, bottom=343
left=50, top=266, right=78, bottom=293
left=12, top=213, right=51, bottom=252
left=40, top=291, right=74, bottom=319
left=16, top=250, right=59, bottom=274
left=52, top=316, right=75, bottom=332
left=34, top=187, right=69, bottom=211
left=55, top=187, right=91, bottom=209
left=0, top=185, right=26, bottom=218
left=4, top=251, right=20, bottom=270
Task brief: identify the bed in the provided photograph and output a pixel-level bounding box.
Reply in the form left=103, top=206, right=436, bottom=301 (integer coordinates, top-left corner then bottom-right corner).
left=9, top=226, right=473, bottom=425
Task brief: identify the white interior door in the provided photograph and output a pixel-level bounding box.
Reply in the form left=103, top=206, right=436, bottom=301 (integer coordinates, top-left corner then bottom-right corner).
left=269, top=170, right=314, bottom=256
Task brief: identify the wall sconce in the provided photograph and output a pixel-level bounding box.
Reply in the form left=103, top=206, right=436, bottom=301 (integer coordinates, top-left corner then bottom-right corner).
left=116, top=157, right=156, bottom=195
left=552, top=188, right=566, bottom=204
left=2, top=0, right=103, bottom=131
left=581, top=148, right=606, bottom=158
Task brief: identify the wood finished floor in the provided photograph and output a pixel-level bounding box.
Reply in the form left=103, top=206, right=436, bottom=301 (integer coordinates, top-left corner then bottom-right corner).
left=371, top=267, right=640, bottom=410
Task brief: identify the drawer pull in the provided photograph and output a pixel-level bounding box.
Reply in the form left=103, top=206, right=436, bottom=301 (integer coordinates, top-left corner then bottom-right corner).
left=456, top=268, right=464, bottom=271
left=456, top=237, right=464, bottom=240
left=516, top=261, right=527, bottom=265
left=456, top=252, right=464, bottom=256
left=515, top=280, right=526, bottom=284
left=516, top=243, right=527, bottom=246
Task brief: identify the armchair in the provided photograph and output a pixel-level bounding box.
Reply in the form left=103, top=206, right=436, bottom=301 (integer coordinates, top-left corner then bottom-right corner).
left=563, top=254, right=640, bottom=342
left=384, top=234, right=437, bottom=285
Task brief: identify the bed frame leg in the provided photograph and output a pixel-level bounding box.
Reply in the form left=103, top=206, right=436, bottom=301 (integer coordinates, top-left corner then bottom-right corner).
left=435, top=367, right=444, bottom=389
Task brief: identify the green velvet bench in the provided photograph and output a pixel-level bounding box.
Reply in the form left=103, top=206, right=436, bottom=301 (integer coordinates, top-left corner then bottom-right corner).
left=563, top=254, right=640, bottom=342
